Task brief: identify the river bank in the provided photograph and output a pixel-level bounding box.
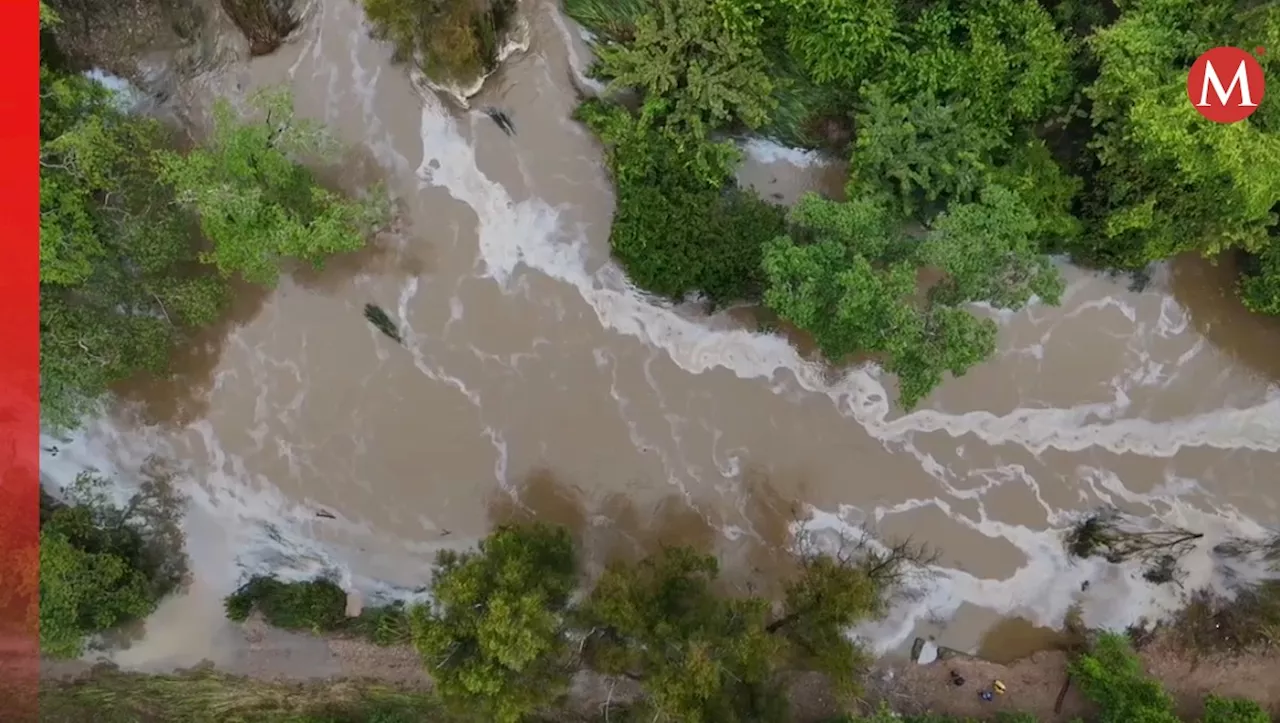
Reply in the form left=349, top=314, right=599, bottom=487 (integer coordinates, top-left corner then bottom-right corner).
left=42, top=612, right=1280, bottom=722
left=38, top=0, right=1280, bottom=702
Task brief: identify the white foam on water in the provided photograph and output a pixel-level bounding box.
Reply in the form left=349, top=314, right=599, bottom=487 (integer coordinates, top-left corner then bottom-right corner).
left=45, top=0, right=1279, bottom=662
left=405, top=45, right=1280, bottom=649
left=41, top=418, right=445, bottom=609
left=740, top=137, right=830, bottom=168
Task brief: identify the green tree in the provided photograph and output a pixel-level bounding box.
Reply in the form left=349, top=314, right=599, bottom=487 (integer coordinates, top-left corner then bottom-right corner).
left=1070, top=632, right=1180, bottom=723
left=362, top=0, right=517, bottom=82
left=577, top=99, right=785, bottom=305
left=409, top=523, right=578, bottom=723
left=39, top=65, right=227, bottom=428
left=883, top=0, right=1073, bottom=131
left=780, top=0, right=898, bottom=87
left=760, top=194, right=919, bottom=362
left=922, top=185, right=1065, bottom=310
left=1079, top=0, right=1280, bottom=312
left=594, top=0, right=777, bottom=143
left=577, top=547, right=785, bottom=723
left=848, top=85, right=1005, bottom=218
left=156, top=88, right=387, bottom=286
left=38, top=466, right=188, bottom=658
left=1202, top=695, right=1270, bottom=723
left=577, top=533, right=928, bottom=722
left=762, top=188, right=1057, bottom=409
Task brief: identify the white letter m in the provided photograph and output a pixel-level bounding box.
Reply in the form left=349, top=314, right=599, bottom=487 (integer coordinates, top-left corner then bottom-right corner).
left=1197, top=59, right=1258, bottom=107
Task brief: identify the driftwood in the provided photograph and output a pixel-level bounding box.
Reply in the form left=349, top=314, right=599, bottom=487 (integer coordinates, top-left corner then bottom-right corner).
left=1065, top=508, right=1204, bottom=584
left=363, top=303, right=403, bottom=344
left=484, top=107, right=516, bottom=136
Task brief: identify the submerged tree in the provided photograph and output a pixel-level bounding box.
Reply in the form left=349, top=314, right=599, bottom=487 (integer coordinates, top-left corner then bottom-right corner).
left=39, top=63, right=227, bottom=428
left=409, top=523, right=578, bottom=723
left=221, top=0, right=301, bottom=56
left=1064, top=508, right=1204, bottom=584
left=39, top=461, right=188, bottom=658
left=762, top=188, right=1058, bottom=409
left=157, top=88, right=388, bottom=287
left=362, top=0, right=517, bottom=82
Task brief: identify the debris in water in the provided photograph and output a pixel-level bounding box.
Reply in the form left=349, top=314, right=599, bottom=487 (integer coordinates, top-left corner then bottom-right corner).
left=316, top=510, right=336, bottom=519
left=364, top=303, right=403, bottom=344
left=483, top=107, right=516, bottom=136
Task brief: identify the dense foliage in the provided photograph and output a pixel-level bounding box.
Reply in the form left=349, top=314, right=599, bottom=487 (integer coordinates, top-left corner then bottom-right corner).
left=38, top=14, right=385, bottom=429
left=362, top=0, right=517, bottom=82
left=156, top=89, right=386, bottom=286
left=408, top=523, right=578, bottom=723
left=39, top=466, right=188, bottom=658
left=567, top=0, right=1280, bottom=409
left=221, top=525, right=929, bottom=722
left=226, top=527, right=1279, bottom=723
left=576, top=98, right=787, bottom=305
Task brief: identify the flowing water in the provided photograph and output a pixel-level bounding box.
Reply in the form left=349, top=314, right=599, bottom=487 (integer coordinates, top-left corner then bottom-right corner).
left=41, top=0, right=1280, bottom=667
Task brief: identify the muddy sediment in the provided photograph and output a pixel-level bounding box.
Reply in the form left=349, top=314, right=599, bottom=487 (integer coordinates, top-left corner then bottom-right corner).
left=40, top=0, right=1280, bottom=679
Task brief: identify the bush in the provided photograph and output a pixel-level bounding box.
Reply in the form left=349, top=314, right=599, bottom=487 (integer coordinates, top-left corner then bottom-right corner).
left=38, top=468, right=188, bottom=658
left=362, top=0, right=518, bottom=82
left=576, top=98, right=785, bottom=306
left=224, top=575, right=350, bottom=632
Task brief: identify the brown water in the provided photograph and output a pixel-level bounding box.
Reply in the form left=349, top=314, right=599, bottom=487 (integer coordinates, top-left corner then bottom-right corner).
left=41, top=0, right=1280, bottom=666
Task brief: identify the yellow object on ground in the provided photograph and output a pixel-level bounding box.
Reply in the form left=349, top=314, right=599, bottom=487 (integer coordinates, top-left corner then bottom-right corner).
left=993, top=680, right=1007, bottom=695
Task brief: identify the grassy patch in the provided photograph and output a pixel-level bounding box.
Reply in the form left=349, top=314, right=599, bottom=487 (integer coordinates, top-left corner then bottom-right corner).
left=562, top=0, right=653, bottom=42
left=757, top=55, right=853, bottom=152
left=40, top=668, right=446, bottom=723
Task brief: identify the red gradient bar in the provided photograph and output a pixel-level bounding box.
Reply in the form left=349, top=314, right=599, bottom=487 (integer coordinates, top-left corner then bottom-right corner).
left=0, top=0, right=42, bottom=718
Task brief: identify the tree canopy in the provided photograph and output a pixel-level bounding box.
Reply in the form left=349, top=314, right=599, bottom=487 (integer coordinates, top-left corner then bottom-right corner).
left=39, top=465, right=187, bottom=658
left=410, top=523, right=578, bottom=723
left=567, top=0, right=1280, bottom=409
left=38, top=45, right=385, bottom=429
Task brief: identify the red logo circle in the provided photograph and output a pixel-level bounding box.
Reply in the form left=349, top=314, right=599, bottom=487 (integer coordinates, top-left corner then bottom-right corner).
left=1187, top=47, right=1266, bottom=123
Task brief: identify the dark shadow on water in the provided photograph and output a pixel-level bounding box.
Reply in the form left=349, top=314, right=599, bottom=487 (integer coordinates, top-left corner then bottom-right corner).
left=112, top=279, right=272, bottom=428
left=1168, top=252, right=1280, bottom=383
left=291, top=146, right=434, bottom=295
left=976, top=616, right=1075, bottom=664
left=487, top=467, right=808, bottom=597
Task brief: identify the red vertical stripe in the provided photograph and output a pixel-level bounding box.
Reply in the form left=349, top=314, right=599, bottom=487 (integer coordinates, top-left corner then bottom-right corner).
left=0, top=0, right=42, bottom=719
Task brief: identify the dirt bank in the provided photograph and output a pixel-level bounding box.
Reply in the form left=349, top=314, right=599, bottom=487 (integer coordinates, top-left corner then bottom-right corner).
left=43, top=619, right=1280, bottom=722
left=880, top=635, right=1280, bottom=722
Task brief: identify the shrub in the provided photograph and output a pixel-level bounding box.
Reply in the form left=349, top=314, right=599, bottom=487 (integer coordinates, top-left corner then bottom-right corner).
left=576, top=98, right=785, bottom=306
left=220, top=0, right=300, bottom=56
left=362, top=0, right=518, bottom=82
left=224, top=575, right=350, bottom=632
left=39, top=468, right=188, bottom=658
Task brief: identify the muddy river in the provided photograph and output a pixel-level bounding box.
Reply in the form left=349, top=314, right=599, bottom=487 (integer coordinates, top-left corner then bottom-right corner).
left=40, top=0, right=1280, bottom=667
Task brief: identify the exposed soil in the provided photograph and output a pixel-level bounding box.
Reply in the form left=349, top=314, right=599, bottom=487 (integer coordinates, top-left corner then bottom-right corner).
left=879, top=633, right=1280, bottom=722
left=42, top=620, right=1280, bottom=722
